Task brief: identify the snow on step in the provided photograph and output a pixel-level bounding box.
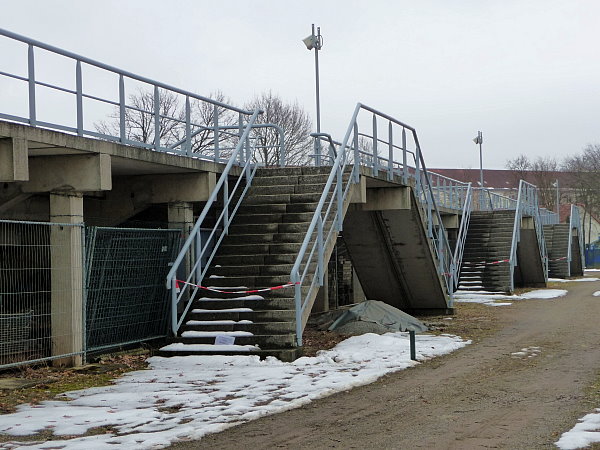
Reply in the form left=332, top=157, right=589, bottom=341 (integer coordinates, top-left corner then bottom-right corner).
left=199, top=295, right=265, bottom=301
left=186, top=320, right=254, bottom=325
left=181, top=331, right=254, bottom=337
left=192, top=308, right=254, bottom=313
left=160, top=343, right=260, bottom=352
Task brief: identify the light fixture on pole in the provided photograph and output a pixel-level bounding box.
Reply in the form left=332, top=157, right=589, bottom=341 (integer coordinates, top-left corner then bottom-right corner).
left=302, top=24, right=323, bottom=134
left=473, top=131, right=484, bottom=206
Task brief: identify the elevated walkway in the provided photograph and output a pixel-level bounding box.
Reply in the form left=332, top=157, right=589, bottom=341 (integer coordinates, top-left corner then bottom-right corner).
left=459, top=185, right=548, bottom=293
left=165, top=104, right=470, bottom=359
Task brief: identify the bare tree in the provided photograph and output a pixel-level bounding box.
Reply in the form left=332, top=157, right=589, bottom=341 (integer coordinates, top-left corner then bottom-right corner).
left=564, top=144, right=600, bottom=241
left=96, top=88, right=184, bottom=147
left=244, top=91, right=312, bottom=166
left=506, top=154, right=560, bottom=210
left=95, top=89, right=237, bottom=156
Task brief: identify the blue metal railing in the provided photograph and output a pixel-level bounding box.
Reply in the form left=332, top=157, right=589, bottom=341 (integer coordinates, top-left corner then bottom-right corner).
left=291, top=104, right=471, bottom=345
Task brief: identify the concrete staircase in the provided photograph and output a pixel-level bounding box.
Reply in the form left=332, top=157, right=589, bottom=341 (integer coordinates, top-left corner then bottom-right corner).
left=459, top=211, right=515, bottom=293
left=543, top=223, right=570, bottom=278
left=160, top=167, right=336, bottom=361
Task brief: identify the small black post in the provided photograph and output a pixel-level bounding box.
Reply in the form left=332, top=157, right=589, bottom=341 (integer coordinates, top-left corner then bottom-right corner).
left=409, top=330, right=416, bottom=361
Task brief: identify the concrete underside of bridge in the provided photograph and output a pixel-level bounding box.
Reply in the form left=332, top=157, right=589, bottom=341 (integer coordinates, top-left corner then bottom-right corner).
left=343, top=175, right=451, bottom=314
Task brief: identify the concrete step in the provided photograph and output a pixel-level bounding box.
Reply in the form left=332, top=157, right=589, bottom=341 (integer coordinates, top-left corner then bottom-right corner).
left=202, top=274, right=301, bottom=288
left=244, top=193, right=324, bottom=205
left=213, top=253, right=298, bottom=266
left=222, top=232, right=307, bottom=245
left=209, top=263, right=298, bottom=277
left=188, top=309, right=296, bottom=322
left=172, top=334, right=297, bottom=348
left=157, top=346, right=302, bottom=362
left=191, top=297, right=295, bottom=310
left=217, top=242, right=303, bottom=255
left=232, top=211, right=316, bottom=224
left=181, top=321, right=295, bottom=334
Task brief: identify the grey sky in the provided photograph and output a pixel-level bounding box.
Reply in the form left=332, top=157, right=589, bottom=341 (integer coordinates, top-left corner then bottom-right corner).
left=2, top=0, right=599, bottom=169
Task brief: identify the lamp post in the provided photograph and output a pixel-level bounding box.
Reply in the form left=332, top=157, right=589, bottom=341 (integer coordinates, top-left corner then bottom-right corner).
left=302, top=24, right=323, bottom=133
left=473, top=131, right=484, bottom=206
left=302, top=24, right=323, bottom=165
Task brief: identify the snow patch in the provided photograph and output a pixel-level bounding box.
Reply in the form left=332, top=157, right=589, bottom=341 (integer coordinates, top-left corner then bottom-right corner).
left=0, top=333, right=470, bottom=449
left=556, top=409, right=600, bottom=449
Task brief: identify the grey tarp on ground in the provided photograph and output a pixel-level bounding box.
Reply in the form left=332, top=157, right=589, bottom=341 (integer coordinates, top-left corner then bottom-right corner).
left=328, top=300, right=428, bottom=333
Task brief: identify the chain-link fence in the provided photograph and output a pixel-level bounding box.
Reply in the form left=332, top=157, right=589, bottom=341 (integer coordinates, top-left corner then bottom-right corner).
left=85, top=227, right=180, bottom=352
left=0, top=220, right=181, bottom=369
left=0, top=219, right=84, bottom=369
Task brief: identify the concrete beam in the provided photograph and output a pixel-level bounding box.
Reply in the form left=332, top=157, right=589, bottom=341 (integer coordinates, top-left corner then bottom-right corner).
left=23, top=154, right=112, bottom=193
left=49, top=193, right=84, bottom=367
left=145, top=172, right=216, bottom=203
left=362, top=186, right=411, bottom=211
left=0, top=137, right=28, bottom=182
left=350, top=176, right=367, bottom=204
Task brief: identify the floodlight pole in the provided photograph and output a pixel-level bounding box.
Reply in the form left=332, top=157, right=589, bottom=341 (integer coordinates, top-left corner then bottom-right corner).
left=478, top=131, right=484, bottom=193
left=310, top=24, right=323, bottom=134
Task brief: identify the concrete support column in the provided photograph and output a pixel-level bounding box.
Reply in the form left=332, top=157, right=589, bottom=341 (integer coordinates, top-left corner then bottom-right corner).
left=313, top=267, right=330, bottom=313
left=49, top=193, right=84, bottom=367
left=168, top=202, right=194, bottom=290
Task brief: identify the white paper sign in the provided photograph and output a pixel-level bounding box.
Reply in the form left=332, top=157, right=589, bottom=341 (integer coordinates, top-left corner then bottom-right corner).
left=214, top=335, right=236, bottom=346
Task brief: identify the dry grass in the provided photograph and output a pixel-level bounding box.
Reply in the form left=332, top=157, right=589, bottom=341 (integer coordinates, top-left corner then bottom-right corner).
left=0, top=350, right=149, bottom=414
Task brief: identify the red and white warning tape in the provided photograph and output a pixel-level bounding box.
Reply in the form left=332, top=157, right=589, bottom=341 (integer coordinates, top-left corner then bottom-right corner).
left=176, top=279, right=299, bottom=294
left=462, top=258, right=510, bottom=266
left=549, top=256, right=567, bottom=262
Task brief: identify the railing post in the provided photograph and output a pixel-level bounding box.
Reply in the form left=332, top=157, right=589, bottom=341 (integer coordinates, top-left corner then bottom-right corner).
left=213, top=104, right=220, bottom=162
left=353, top=122, right=360, bottom=183
left=154, top=85, right=160, bottom=150
left=119, top=74, right=125, bottom=142
left=245, top=135, right=251, bottom=177
left=238, top=112, right=245, bottom=165
left=402, top=127, right=407, bottom=184
left=372, top=114, right=378, bottom=177
left=293, top=272, right=302, bottom=346
left=317, top=215, right=324, bottom=285
left=278, top=127, right=286, bottom=167
left=388, top=121, right=393, bottom=181
left=75, top=60, right=83, bottom=136
left=337, top=162, right=343, bottom=231
left=315, top=136, right=322, bottom=167
left=185, top=96, right=191, bottom=155
left=195, top=232, right=202, bottom=283
left=171, top=278, right=178, bottom=335
left=27, top=44, right=37, bottom=127
left=415, top=141, right=421, bottom=195
left=223, top=181, right=229, bottom=235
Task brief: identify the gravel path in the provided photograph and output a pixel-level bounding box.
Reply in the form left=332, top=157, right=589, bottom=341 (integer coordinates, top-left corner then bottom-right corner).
left=169, top=279, right=600, bottom=449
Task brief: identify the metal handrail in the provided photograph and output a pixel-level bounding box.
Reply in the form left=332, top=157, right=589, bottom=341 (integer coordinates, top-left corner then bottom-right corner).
left=291, top=103, right=470, bottom=346
left=166, top=110, right=263, bottom=334
left=453, top=183, right=473, bottom=280
left=0, top=28, right=253, bottom=159
left=508, top=180, right=548, bottom=291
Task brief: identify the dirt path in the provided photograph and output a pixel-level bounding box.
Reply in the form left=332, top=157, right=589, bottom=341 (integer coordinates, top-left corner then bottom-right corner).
left=170, top=279, right=600, bottom=449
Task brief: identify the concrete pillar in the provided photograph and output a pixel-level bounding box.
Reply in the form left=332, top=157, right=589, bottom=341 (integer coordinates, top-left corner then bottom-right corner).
left=49, top=193, right=84, bottom=367
left=313, top=267, right=330, bottom=313
left=0, top=137, right=29, bottom=182
left=168, top=201, right=194, bottom=237
left=168, top=202, right=194, bottom=293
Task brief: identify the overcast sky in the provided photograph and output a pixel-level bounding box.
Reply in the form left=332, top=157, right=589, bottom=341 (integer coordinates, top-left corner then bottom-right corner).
left=2, top=0, right=599, bottom=169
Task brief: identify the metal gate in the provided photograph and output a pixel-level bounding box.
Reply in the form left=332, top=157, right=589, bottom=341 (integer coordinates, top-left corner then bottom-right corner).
left=85, top=227, right=180, bottom=352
